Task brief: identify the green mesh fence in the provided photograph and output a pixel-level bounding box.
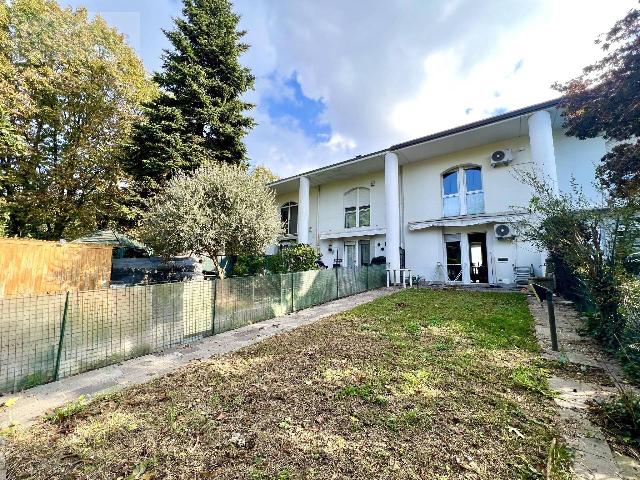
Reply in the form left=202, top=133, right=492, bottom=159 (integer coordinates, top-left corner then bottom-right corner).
left=0, top=265, right=386, bottom=394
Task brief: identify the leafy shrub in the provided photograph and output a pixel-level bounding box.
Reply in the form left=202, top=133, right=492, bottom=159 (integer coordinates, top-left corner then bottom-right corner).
left=233, top=244, right=319, bottom=276
left=232, top=255, right=267, bottom=276
left=265, top=252, right=287, bottom=274
left=620, top=279, right=640, bottom=380
left=281, top=244, right=318, bottom=272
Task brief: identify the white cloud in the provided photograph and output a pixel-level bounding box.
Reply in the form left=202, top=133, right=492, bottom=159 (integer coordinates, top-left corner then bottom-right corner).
left=235, top=0, right=638, bottom=176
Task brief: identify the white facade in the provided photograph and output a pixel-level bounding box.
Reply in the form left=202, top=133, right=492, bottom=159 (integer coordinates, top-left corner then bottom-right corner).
left=269, top=101, right=607, bottom=285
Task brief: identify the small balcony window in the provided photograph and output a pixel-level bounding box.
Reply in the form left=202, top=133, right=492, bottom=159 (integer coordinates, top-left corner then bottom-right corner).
left=442, top=166, right=484, bottom=217
left=280, top=202, right=298, bottom=235
left=344, top=187, right=370, bottom=228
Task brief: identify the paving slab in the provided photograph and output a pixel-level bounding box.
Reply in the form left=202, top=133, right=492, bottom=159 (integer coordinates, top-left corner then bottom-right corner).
left=0, top=288, right=395, bottom=429
left=529, top=295, right=640, bottom=480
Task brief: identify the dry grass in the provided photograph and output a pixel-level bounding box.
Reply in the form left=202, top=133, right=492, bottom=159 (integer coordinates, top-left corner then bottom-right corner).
left=3, top=289, right=571, bottom=479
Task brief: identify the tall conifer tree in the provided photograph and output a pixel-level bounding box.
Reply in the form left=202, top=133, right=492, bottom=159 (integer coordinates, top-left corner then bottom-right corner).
left=126, top=0, right=255, bottom=195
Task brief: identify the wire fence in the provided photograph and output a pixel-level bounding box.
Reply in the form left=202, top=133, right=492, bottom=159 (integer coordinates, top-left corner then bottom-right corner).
left=0, top=265, right=386, bottom=394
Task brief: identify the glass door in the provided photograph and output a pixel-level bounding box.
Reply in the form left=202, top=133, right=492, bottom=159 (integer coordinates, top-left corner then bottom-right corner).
left=444, top=234, right=462, bottom=282
left=358, top=240, right=370, bottom=266
left=345, top=244, right=356, bottom=267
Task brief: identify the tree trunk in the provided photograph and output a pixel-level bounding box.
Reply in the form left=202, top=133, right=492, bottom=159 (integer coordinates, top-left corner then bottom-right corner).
left=212, top=254, right=226, bottom=280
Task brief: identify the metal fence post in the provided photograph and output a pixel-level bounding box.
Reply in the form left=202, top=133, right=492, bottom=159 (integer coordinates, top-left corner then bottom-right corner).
left=54, top=291, right=70, bottom=381
left=546, top=290, right=559, bottom=351
left=366, top=265, right=369, bottom=291
left=211, top=279, right=217, bottom=336
left=335, top=267, right=339, bottom=299
left=290, top=272, right=294, bottom=313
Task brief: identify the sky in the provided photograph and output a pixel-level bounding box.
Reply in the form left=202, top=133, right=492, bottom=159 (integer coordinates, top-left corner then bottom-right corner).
left=58, top=0, right=638, bottom=178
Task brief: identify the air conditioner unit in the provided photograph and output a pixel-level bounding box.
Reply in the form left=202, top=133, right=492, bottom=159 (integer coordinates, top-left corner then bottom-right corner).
left=494, top=223, right=514, bottom=239
left=490, top=149, right=513, bottom=167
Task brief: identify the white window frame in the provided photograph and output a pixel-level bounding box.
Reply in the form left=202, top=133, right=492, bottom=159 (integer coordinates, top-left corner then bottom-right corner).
left=344, top=187, right=371, bottom=229
left=441, top=166, right=484, bottom=217
left=280, top=202, right=298, bottom=235
left=344, top=241, right=357, bottom=267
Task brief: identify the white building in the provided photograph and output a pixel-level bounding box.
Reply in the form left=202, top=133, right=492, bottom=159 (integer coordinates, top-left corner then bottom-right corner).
left=268, top=99, right=607, bottom=285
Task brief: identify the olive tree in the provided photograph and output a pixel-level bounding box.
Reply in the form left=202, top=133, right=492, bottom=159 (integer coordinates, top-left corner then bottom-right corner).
left=139, top=161, right=282, bottom=278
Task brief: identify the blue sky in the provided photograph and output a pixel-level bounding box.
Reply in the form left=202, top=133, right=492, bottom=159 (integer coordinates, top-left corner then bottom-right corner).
left=58, top=0, right=638, bottom=177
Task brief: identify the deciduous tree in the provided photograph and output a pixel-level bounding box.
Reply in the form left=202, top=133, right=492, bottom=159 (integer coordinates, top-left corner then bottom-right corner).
left=138, top=161, right=281, bottom=278
left=554, top=7, right=640, bottom=199
left=0, top=0, right=154, bottom=239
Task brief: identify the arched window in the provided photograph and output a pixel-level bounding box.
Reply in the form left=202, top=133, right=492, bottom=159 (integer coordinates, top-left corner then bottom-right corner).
left=280, top=202, right=298, bottom=235
left=344, top=187, right=370, bottom=228
left=442, top=166, right=484, bottom=217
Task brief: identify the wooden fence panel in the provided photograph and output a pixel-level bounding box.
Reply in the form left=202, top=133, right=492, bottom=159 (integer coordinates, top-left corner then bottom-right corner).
left=0, top=238, right=112, bottom=298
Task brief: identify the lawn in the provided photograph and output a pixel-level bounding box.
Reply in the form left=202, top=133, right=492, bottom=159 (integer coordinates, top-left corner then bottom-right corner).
left=3, top=289, right=571, bottom=479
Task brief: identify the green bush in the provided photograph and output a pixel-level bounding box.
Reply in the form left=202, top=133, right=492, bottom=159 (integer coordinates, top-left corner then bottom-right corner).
left=232, top=244, right=319, bottom=276
left=281, top=244, right=318, bottom=272
left=232, top=255, right=267, bottom=277
left=265, top=253, right=287, bottom=274
left=620, top=279, right=640, bottom=381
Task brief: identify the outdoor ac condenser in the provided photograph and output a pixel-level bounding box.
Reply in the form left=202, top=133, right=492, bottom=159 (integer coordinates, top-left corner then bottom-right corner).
left=490, top=149, right=513, bottom=167
left=494, top=223, right=514, bottom=239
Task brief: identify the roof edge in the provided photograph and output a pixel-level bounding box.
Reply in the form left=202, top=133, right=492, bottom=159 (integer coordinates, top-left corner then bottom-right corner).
left=268, top=98, right=561, bottom=188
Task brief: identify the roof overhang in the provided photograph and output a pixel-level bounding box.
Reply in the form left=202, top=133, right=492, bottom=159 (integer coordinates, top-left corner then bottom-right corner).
left=269, top=99, right=562, bottom=196
left=319, top=226, right=386, bottom=240
left=408, top=211, right=528, bottom=231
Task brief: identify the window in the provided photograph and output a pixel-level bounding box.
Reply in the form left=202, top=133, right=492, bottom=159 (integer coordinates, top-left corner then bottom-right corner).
left=344, top=188, right=370, bottom=228
left=442, top=170, right=460, bottom=217
left=280, top=202, right=298, bottom=235
left=464, top=167, right=484, bottom=215
left=442, top=166, right=484, bottom=217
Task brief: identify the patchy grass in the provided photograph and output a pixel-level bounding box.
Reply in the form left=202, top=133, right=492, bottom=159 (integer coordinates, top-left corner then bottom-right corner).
left=4, top=289, right=571, bottom=479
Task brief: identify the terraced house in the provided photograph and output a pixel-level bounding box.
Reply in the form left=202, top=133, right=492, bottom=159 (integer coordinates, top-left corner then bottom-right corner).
left=268, top=99, right=607, bottom=286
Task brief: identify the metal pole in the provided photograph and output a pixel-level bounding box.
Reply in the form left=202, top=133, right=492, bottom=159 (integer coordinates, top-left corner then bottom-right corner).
left=211, top=279, right=217, bottom=336
left=366, top=265, right=369, bottom=291
left=335, top=267, right=339, bottom=299
left=54, top=291, right=70, bottom=381
left=290, top=272, right=294, bottom=312
left=546, top=290, right=559, bottom=351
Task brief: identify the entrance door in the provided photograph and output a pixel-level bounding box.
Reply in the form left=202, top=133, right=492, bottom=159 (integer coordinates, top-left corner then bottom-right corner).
left=445, top=234, right=462, bottom=282
left=468, top=232, right=488, bottom=283
left=359, top=240, right=370, bottom=266
left=345, top=243, right=356, bottom=267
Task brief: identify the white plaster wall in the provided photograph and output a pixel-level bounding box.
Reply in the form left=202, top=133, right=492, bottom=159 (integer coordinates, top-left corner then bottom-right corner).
left=402, top=137, right=536, bottom=225
left=403, top=228, right=445, bottom=281
left=317, top=234, right=386, bottom=267
left=271, top=131, right=607, bottom=279
left=316, top=172, right=386, bottom=234
left=553, top=133, right=605, bottom=204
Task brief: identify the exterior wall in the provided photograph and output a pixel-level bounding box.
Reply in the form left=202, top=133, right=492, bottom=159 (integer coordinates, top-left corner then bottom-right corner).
left=317, top=234, right=386, bottom=268
left=315, top=171, right=386, bottom=236
left=402, top=136, right=535, bottom=225
left=553, top=133, right=605, bottom=204
left=271, top=123, right=609, bottom=284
